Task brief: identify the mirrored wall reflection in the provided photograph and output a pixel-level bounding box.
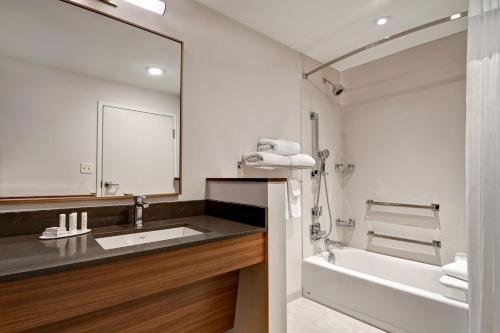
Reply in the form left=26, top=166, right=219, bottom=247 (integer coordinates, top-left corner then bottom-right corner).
left=0, top=0, right=182, bottom=198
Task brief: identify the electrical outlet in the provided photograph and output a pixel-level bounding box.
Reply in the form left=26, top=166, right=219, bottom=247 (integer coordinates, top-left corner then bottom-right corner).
left=80, top=162, right=94, bottom=174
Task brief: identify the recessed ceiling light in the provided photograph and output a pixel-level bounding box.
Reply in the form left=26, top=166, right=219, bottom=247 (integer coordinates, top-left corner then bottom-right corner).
left=450, top=13, right=462, bottom=20
left=123, top=0, right=166, bottom=16
left=147, top=67, right=163, bottom=76
left=374, top=16, right=391, bottom=26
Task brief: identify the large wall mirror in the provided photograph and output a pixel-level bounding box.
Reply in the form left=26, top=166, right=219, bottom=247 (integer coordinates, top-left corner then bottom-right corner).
left=0, top=0, right=183, bottom=201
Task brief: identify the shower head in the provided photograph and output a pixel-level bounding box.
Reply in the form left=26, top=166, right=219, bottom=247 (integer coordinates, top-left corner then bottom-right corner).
left=323, top=78, right=345, bottom=96
left=318, top=149, right=330, bottom=160
left=331, top=84, right=344, bottom=96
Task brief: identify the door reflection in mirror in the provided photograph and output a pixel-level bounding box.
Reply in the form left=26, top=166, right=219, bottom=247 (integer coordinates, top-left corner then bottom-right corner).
left=97, top=103, right=177, bottom=196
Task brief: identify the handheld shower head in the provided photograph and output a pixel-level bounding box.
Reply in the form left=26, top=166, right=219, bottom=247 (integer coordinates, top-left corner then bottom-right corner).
left=318, top=149, right=330, bottom=161
left=323, top=78, right=345, bottom=96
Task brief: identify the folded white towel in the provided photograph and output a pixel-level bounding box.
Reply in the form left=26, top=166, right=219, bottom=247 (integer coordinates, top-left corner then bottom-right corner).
left=439, top=275, right=468, bottom=303
left=289, top=154, right=316, bottom=167
left=241, top=152, right=315, bottom=169
left=439, top=275, right=469, bottom=291
left=257, top=138, right=301, bottom=156
left=242, top=152, right=291, bottom=167
left=442, top=253, right=468, bottom=281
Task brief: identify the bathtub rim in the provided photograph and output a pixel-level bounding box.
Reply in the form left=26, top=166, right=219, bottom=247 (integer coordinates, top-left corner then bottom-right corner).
left=304, top=249, right=469, bottom=310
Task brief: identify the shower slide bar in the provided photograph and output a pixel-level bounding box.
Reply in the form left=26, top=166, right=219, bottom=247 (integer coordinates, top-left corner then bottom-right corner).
left=367, top=231, right=441, bottom=248
left=303, top=11, right=468, bottom=79
left=366, top=200, right=439, bottom=212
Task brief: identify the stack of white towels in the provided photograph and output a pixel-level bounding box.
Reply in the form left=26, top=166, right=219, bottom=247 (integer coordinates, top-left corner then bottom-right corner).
left=242, top=138, right=315, bottom=220
left=241, top=138, right=316, bottom=168
left=439, top=253, right=468, bottom=303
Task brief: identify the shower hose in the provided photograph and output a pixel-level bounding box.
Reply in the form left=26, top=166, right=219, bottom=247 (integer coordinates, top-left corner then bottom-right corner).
left=315, top=168, right=333, bottom=240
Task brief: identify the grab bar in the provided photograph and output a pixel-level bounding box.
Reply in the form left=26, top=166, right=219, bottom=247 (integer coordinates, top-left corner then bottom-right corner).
left=367, top=231, right=441, bottom=248
left=366, top=200, right=439, bottom=212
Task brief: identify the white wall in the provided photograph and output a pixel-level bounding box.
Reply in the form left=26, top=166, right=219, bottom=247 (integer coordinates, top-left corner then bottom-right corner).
left=0, top=55, right=180, bottom=196
left=340, top=32, right=467, bottom=265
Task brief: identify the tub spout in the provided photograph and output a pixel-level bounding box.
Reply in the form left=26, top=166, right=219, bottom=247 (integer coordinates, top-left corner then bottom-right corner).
left=325, top=238, right=343, bottom=264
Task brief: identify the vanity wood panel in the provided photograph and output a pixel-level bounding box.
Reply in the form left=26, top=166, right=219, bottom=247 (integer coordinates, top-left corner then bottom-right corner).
left=0, top=233, right=266, bottom=332
left=26, top=271, right=239, bottom=333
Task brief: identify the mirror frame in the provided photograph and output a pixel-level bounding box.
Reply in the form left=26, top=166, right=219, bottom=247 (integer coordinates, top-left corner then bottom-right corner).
left=0, top=0, right=183, bottom=203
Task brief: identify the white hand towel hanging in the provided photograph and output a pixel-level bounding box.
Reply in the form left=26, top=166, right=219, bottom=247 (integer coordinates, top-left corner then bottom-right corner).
left=286, top=178, right=302, bottom=219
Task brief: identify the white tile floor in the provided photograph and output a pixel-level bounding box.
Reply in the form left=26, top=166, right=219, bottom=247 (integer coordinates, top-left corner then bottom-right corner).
left=287, top=297, right=386, bottom=333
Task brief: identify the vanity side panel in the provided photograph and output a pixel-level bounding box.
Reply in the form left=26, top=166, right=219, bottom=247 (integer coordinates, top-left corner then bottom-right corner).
left=267, top=182, right=287, bottom=333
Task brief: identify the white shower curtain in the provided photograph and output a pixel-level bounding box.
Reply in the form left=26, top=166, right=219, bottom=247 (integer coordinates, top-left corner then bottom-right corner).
left=466, top=1, right=500, bottom=332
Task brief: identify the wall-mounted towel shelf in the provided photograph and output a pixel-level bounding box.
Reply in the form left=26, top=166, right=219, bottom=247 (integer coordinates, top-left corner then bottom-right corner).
left=237, top=161, right=313, bottom=170
left=367, top=231, right=441, bottom=248
left=366, top=199, right=439, bottom=212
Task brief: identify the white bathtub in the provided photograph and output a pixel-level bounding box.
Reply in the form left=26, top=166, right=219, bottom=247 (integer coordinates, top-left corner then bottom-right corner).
left=302, top=247, right=468, bottom=333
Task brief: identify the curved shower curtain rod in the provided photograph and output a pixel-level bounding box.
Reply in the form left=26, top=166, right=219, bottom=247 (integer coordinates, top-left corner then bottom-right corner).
left=303, top=11, right=468, bottom=79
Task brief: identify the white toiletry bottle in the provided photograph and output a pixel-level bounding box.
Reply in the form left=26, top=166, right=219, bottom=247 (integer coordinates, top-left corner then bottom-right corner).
left=81, top=212, right=88, bottom=231
left=59, top=214, right=66, bottom=230
left=69, top=212, right=77, bottom=233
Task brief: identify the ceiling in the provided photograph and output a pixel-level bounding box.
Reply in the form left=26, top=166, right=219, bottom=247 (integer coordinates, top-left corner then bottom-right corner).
left=195, top=0, right=468, bottom=71
left=0, top=0, right=181, bottom=95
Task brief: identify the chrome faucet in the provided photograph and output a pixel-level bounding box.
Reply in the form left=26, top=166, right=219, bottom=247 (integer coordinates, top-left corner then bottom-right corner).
left=134, top=195, right=150, bottom=229
left=310, top=222, right=326, bottom=241
left=325, top=238, right=343, bottom=264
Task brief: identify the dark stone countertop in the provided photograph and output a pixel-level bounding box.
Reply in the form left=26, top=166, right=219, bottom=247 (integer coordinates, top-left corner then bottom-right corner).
left=0, top=215, right=266, bottom=282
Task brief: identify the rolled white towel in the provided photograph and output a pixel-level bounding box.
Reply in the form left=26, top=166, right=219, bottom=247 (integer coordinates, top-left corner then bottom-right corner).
left=439, top=275, right=468, bottom=303
left=439, top=275, right=468, bottom=291
left=289, top=154, right=316, bottom=168
left=241, top=152, right=291, bottom=167
left=257, top=138, right=301, bottom=156
left=442, top=253, right=468, bottom=281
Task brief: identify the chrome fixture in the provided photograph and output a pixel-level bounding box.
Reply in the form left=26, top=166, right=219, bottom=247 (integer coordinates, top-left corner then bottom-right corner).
left=335, top=163, right=355, bottom=173
left=311, top=112, right=330, bottom=177
left=336, top=218, right=356, bottom=228
left=315, top=149, right=330, bottom=176
left=310, top=112, right=334, bottom=242
left=366, top=199, right=440, bottom=212
left=310, top=111, right=319, bottom=174
left=310, top=223, right=326, bottom=241
left=323, top=78, right=344, bottom=96
left=318, top=149, right=330, bottom=162
left=367, top=231, right=441, bottom=248
left=325, top=238, right=343, bottom=264
left=134, top=195, right=150, bottom=229
left=103, top=180, right=120, bottom=188
left=303, top=11, right=468, bottom=79
left=312, top=206, right=322, bottom=218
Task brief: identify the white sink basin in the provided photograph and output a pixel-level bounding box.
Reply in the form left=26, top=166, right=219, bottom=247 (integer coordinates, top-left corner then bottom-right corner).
left=95, top=226, right=204, bottom=250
